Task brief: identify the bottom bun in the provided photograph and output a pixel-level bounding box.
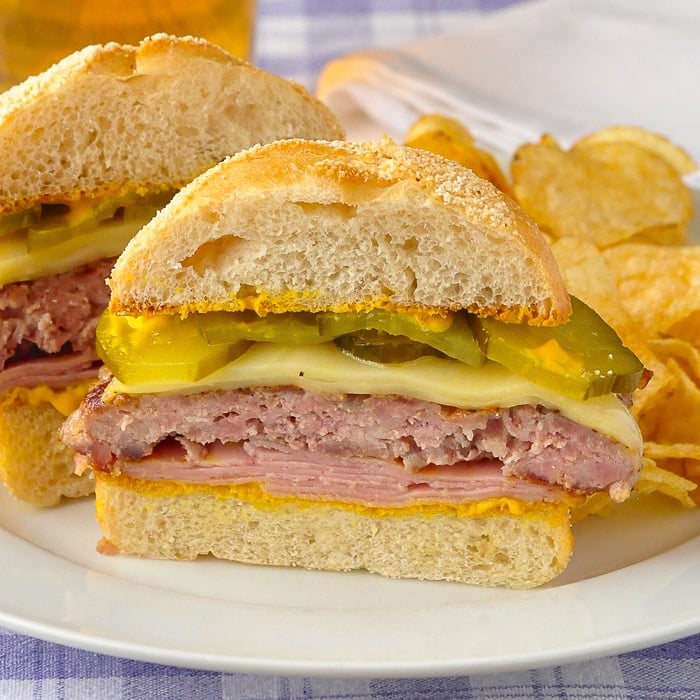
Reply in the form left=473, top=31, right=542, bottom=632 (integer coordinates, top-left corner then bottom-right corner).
left=95, top=474, right=574, bottom=589
left=0, top=391, right=94, bottom=506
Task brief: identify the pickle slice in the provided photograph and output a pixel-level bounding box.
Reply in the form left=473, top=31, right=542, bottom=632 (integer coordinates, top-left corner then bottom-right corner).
left=96, top=311, right=250, bottom=385
left=0, top=205, right=40, bottom=237
left=197, top=310, right=326, bottom=345
left=471, top=296, right=644, bottom=400
left=334, top=329, right=442, bottom=364
left=26, top=190, right=174, bottom=251
left=198, top=308, right=485, bottom=367
left=0, top=190, right=178, bottom=285
left=318, top=309, right=485, bottom=367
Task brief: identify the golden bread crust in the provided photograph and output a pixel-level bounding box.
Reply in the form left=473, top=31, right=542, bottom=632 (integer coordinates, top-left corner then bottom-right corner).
left=109, top=138, right=571, bottom=325
left=0, top=34, right=344, bottom=213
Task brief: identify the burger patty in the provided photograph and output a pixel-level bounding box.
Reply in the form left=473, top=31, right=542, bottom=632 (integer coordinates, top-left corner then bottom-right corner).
left=0, top=259, right=113, bottom=370
left=63, top=383, right=639, bottom=500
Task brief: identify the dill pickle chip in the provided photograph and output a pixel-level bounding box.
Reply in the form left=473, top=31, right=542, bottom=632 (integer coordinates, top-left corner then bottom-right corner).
left=26, top=190, right=175, bottom=251
left=471, top=296, right=644, bottom=400
left=334, top=330, right=442, bottom=364
left=197, top=310, right=325, bottom=344
left=0, top=205, right=40, bottom=237
left=198, top=308, right=485, bottom=367
left=96, top=311, right=249, bottom=385
left=318, top=309, right=485, bottom=366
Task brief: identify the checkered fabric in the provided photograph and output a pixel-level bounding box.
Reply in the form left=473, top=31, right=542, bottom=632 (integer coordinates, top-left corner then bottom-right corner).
left=3, top=627, right=700, bottom=699
left=253, top=0, right=518, bottom=89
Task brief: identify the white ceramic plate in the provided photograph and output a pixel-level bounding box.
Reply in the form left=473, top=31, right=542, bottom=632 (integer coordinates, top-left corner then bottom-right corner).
left=1, top=190, right=699, bottom=679
left=2, top=490, right=700, bottom=677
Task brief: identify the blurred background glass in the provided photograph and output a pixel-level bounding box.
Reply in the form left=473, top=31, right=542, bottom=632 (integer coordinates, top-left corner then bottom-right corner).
left=0, top=0, right=256, bottom=90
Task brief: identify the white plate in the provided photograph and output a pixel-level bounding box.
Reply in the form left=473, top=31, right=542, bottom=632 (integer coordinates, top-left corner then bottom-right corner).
left=2, top=189, right=699, bottom=679
left=2, top=490, right=700, bottom=677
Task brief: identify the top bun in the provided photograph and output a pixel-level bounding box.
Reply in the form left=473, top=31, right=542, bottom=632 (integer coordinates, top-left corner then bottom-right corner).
left=0, top=34, right=344, bottom=213
left=108, top=138, right=571, bottom=325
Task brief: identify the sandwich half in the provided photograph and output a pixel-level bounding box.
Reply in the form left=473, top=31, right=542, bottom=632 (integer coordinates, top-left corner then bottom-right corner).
left=0, top=34, right=343, bottom=505
left=61, top=138, right=645, bottom=588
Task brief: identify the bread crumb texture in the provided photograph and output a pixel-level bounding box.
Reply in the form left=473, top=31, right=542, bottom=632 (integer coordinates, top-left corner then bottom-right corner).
left=109, top=138, right=571, bottom=325
left=0, top=34, right=343, bottom=212
left=95, top=474, right=573, bottom=588
left=0, top=392, right=93, bottom=505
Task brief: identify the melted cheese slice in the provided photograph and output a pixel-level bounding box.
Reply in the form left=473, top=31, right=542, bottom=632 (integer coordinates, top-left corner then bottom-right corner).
left=0, top=220, right=141, bottom=286
left=105, top=341, right=642, bottom=452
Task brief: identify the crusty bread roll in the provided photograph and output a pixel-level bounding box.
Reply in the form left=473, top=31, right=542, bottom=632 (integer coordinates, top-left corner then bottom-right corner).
left=108, top=137, right=571, bottom=324
left=63, top=138, right=642, bottom=589
left=95, top=475, right=574, bottom=589
left=0, top=34, right=343, bottom=506
left=0, top=33, right=343, bottom=211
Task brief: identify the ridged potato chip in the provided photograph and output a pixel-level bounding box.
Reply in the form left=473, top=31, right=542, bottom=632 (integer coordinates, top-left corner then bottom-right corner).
left=404, top=114, right=513, bottom=196
left=572, top=125, right=697, bottom=176
left=631, top=458, right=697, bottom=509
left=511, top=133, right=694, bottom=247
left=650, top=338, right=700, bottom=382
left=646, top=359, right=700, bottom=445
left=602, top=244, right=700, bottom=342
left=573, top=458, right=697, bottom=520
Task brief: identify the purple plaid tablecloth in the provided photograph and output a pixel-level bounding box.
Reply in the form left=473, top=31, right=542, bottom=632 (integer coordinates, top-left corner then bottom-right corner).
left=2, top=2, right=700, bottom=698
left=4, top=626, right=700, bottom=698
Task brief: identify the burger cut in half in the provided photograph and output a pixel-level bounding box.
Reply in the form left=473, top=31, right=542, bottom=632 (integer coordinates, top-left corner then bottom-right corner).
left=61, top=138, right=646, bottom=588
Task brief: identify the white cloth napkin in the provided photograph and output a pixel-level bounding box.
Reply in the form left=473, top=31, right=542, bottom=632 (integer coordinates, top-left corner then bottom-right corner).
left=317, top=0, right=700, bottom=186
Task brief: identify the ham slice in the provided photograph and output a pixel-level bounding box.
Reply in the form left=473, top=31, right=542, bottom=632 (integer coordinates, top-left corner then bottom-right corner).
left=0, top=259, right=111, bottom=393
left=114, top=438, right=567, bottom=506
left=62, top=384, right=640, bottom=505
left=0, top=349, right=100, bottom=393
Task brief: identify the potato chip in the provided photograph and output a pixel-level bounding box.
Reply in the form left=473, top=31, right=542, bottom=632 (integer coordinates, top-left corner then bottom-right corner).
left=649, top=338, right=700, bottom=385
left=572, top=457, right=697, bottom=519
left=683, top=459, right=700, bottom=489
left=602, top=244, right=700, bottom=342
left=404, top=114, right=513, bottom=195
left=669, top=311, right=700, bottom=346
left=626, top=223, right=688, bottom=246
left=570, top=492, right=613, bottom=522
left=511, top=133, right=693, bottom=247
left=405, top=113, right=475, bottom=146
left=633, top=457, right=697, bottom=508
left=549, top=237, right=675, bottom=431
left=572, top=125, right=697, bottom=176
left=644, top=442, right=700, bottom=460
left=634, top=359, right=700, bottom=495
left=646, top=359, right=700, bottom=445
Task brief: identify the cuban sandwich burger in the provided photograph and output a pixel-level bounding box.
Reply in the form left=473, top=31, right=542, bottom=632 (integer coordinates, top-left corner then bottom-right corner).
left=61, top=138, right=646, bottom=588
left=0, top=34, right=343, bottom=505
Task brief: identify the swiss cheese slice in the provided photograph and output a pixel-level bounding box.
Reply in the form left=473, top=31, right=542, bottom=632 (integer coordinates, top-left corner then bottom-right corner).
left=106, top=341, right=642, bottom=452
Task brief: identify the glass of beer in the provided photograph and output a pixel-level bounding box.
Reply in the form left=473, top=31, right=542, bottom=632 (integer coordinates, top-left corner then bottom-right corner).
left=0, top=0, right=256, bottom=90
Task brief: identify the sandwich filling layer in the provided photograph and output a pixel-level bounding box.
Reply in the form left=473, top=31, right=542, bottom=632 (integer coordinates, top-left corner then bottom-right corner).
left=64, top=382, right=640, bottom=508
left=95, top=472, right=573, bottom=521
left=0, top=259, right=112, bottom=398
